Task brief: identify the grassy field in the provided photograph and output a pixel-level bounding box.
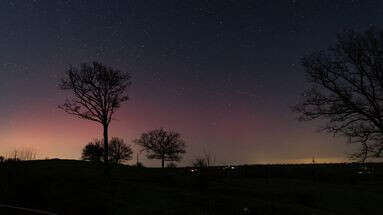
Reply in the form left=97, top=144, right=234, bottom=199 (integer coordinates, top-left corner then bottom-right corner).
left=0, top=160, right=382, bottom=215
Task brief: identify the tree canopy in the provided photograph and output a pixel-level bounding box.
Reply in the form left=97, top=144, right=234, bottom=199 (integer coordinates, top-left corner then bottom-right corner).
left=82, top=138, right=133, bottom=164
left=294, top=28, right=383, bottom=161
left=134, top=128, right=186, bottom=168
left=109, top=137, right=133, bottom=164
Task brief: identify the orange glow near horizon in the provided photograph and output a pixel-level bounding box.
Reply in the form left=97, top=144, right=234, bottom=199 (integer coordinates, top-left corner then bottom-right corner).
left=0, top=99, right=353, bottom=167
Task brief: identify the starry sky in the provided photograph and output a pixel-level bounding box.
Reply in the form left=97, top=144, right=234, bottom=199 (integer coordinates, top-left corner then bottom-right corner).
left=0, top=0, right=382, bottom=166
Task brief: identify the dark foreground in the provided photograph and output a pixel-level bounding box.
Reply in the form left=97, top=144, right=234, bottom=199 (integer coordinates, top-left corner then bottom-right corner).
left=0, top=160, right=382, bottom=215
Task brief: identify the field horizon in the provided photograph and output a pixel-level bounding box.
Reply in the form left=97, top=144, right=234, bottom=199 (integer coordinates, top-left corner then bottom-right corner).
left=1, top=159, right=382, bottom=215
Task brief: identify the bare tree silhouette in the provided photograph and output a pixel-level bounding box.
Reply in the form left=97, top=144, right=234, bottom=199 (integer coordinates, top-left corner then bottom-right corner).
left=109, top=137, right=133, bottom=164
left=294, top=27, right=383, bottom=161
left=2, top=148, right=37, bottom=161
left=166, top=162, right=177, bottom=168
left=82, top=138, right=133, bottom=164
left=134, top=128, right=186, bottom=168
left=59, top=62, right=131, bottom=165
left=192, top=150, right=216, bottom=168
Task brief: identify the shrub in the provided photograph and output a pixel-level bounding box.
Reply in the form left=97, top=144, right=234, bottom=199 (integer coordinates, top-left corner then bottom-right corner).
left=166, top=162, right=177, bottom=168
left=135, top=162, right=145, bottom=168
left=82, top=137, right=133, bottom=164
left=192, top=158, right=208, bottom=169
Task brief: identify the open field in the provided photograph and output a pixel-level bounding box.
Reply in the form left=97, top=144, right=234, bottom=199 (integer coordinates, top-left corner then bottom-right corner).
left=0, top=160, right=382, bottom=215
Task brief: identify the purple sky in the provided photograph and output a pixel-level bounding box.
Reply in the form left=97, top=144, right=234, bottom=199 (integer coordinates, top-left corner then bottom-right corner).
left=0, top=0, right=380, bottom=166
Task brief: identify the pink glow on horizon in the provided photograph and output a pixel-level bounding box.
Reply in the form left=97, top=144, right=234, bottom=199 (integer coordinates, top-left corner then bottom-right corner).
left=0, top=98, right=353, bottom=166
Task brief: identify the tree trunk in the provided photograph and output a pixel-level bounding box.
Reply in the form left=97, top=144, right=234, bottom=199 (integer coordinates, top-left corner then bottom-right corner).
left=103, top=123, right=109, bottom=165
left=161, top=157, right=165, bottom=168
left=136, top=152, right=139, bottom=166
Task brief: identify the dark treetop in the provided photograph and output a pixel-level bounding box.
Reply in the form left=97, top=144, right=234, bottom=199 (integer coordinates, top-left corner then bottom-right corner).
left=59, top=62, right=131, bottom=125
left=135, top=128, right=186, bottom=168
left=294, top=28, right=383, bottom=161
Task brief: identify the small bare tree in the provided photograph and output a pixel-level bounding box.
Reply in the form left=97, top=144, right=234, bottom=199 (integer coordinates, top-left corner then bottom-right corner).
left=109, top=137, right=133, bottom=164
left=192, top=158, right=207, bottom=169
left=59, top=62, right=131, bottom=165
left=134, top=128, right=186, bottom=168
left=192, top=150, right=216, bottom=168
left=294, top=27, right=383, bottom=161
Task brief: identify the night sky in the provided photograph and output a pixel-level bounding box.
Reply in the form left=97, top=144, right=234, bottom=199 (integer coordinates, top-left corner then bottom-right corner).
left=0, top=0, right=382, bottom=166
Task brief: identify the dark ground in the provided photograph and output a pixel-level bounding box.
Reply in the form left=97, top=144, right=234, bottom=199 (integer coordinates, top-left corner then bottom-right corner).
left=0, top=160, right=382, bottom=215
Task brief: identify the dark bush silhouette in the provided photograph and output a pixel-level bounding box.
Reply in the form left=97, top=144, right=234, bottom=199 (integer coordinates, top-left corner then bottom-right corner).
left=294, top=27, right=383, bottom=161
left=191, top=155, right=213, bottom=191
left=82, top=138, right=133, bottom=164
left=59, top=62, right=131, bottom=165
left=134, top=162, right=145, bottom=168
left=134, top=128, right=186, bottom=168
left=193, top=150, right=216, bottom=168
left=166, top=162, right=177, bottom=168
left=109, top=137, right=133, bottom=164
left=192, top=158, right=208, bottom=169
left=82, top=139, right=104, bottom=162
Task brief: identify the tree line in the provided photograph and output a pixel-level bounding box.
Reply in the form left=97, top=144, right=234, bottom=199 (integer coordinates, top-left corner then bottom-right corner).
left=58, top=62, right=186, bottom=168
left=58, top=27, right=383, bottom=168
left=81, top=128, right=186, bottom=168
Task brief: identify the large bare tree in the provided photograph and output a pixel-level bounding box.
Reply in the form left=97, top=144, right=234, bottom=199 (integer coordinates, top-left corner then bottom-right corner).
left=134, top=128, right=186, bottom=168
left=59, top=62, right=131, bottom=165
left=294, top=28, right=383, bottom=161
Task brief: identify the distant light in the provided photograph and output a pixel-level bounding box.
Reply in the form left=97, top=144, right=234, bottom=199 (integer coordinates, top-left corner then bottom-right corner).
left=243, top=207, right=250, bottom=214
